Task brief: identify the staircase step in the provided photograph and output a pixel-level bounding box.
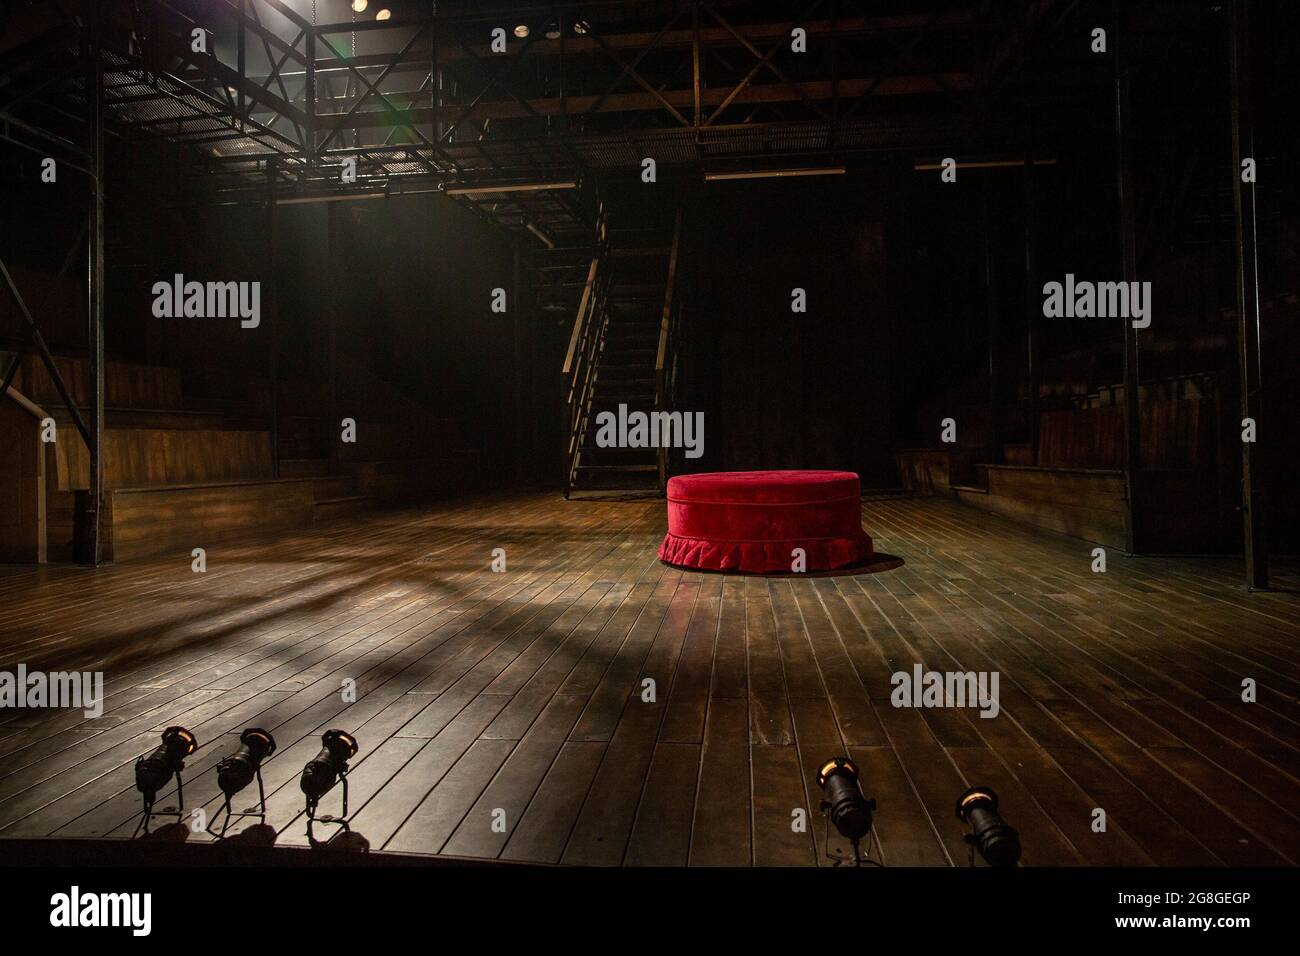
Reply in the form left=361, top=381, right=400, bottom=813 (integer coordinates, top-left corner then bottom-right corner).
left=609, top=246, right=670, bottom=258
left=575, top=463, right=658, bottom=473
left=49, top=407, right=227, bottom=430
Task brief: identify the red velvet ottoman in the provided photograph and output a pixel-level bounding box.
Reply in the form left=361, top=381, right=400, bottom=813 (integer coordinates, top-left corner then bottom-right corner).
left=658, top=470, right=872, bottom=573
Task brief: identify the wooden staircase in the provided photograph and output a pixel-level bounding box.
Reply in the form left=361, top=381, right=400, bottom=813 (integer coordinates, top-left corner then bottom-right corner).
left=563, top=206, right=683, bottom=496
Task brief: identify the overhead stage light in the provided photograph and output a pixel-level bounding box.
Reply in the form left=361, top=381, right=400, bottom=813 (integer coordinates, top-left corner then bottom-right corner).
left=276, top=191, right=387, bottom=206
left=375, top=8, right=391, bottom=21
left=545, top=20, right=562, bottom=40
left=956, top=786, right=1021, bottom=867
left=705, top=166, right=847, bottom=182
left=573, top=20, right=590, bottom=36
left=300, top=730, right=358, bottom=844
left=514, top=24, right=530, bottom=38
left=445, top=180, right=577, bottom=196
left=817, top=756, right=879, bottom=866
left=912, top=158, right=1056, bottom=172
left=351, top=0, right=368, bottom=12
left=133, top=726, right=197, bottom=834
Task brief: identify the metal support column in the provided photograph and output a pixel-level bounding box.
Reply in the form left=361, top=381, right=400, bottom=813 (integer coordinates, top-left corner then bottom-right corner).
left=305, top=27, right=316, bottom=170
left=85, top=27, right=106, bottom=566
left=268, top=159, right=280, bottom=478
left=1113, top=10, right=1141, bottom=555
left=1023, top=122, right=1039, bottom=466
left=327, top=201, right=339, bottom=475
left=1229, top=0, right=1268, bottom=589
left=512, top=239, right=524, bottom=483
left=982, top=177, right=1002, bottom=464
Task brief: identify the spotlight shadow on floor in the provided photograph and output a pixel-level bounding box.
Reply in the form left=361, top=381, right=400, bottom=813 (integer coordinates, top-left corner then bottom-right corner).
left=136, top=822, right=191, bottom=843
left=311, top=830, right=371, bottom=853
left=218, top=823, right=278, bottom=847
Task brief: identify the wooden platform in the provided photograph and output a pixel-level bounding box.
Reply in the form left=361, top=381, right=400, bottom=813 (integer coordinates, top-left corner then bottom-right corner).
left=0, top=493, right=1296, bottom=866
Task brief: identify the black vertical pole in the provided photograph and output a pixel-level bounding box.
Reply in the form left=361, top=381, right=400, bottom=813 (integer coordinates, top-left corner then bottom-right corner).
left=430, top=2, right=441, bottom=142
left=237, top=0, right=246, bottom=130
left=1229, top=0, right=1268, bottom=589
left=305, top=27, right=316, bottom=171
left=327, top=201, right=339, bottom=476
left=512, top=239, right=524, bottom=483
left=1114, top=6, right=1142, bottom=555
left=85, top=25, right=105, bottom=566
left=268, top=159, right=280, bottom=478
left=983, top=177, right=1002, bottom=464
left=1023, top=121, right=1039, bottom=466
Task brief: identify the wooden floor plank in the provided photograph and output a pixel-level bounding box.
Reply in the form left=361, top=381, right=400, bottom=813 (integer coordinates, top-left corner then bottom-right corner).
left=0, top=490, right=1295, bottom=866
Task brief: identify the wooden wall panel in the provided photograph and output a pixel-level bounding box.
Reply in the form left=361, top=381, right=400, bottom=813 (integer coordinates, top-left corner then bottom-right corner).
left=11, top=353, right=183, bottom=410
left=0, top=395, right=47, bottom=562
left=50, top=428, right=272, bottom=491
left=1038, top=399, right=1209, bottom=471
left=106, top=479, right=317, bottom=561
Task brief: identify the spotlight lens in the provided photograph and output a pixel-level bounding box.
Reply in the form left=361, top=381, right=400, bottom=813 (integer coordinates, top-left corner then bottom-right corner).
left=165, top=726, right=198, bottom=756
left=817, top=756, right=858, bottom=787
left=574, top=20, right=589, bottom=36
left=514, top=24, right=529, bottom=38
left=375, top=8, right=391, bottom=20
left=352, top=0, right=367, bottom=12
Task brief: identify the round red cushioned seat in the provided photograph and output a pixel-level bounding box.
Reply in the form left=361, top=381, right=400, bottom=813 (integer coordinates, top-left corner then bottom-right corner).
left=659, top=470, right=873, bottom=573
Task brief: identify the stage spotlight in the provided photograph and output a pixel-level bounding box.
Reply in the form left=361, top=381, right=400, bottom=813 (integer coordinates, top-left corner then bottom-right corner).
left=545, top=19, right=562, bottom=40
left=301, top=730, right=357, bottom=800
left=212, top=728, right=276, bottom=838
left=375, top=8, right=391, bottom=21
left=301, top=730, right=358, bottom=844
left=514, top=23, right=530, bottom=38
left=956, top=786, right=1021, bottom=867
left=351, top=0, right=367, bottom=12
left=133, top=726, right=197, bottom=834
left=217, top=728, right=276, bottom=798
left=573, top=20, right=589, bottom=36
left=817, top=757, right=878, bottom=865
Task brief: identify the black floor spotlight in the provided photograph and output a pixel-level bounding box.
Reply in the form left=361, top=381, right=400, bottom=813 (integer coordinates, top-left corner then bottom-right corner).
left=817, top=757, right=880, bottom=866
left=956, top=786, right=1022, bottom=867
left=132, top=726, right=198, bottom=835
left=300, top=729, right=358, bottom=845
left=211, top=728, right=277, bottom=839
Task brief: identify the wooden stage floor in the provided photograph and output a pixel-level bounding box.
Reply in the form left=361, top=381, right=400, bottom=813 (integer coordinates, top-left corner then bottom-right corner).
left=0, top=492, right=1296, bottom=866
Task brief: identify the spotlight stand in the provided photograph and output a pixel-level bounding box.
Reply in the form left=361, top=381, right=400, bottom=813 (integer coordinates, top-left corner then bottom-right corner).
left=211, top=728, right=276, bottom=839
left=305, top=770, right=351, bottom=846
left=820, top=810, right=882, bottom=867
left=300, top=730, right=359, bottom=846
left=133, top=770, right=187, bottom=837
left=211, top=767, right=269, bottom=840
left=816, top=756, right=882, bottom=867
left=132, top=726, right=197, bottom=837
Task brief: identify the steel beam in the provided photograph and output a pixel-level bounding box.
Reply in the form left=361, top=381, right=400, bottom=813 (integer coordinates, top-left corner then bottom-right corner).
left=268, top=158, right=280, bottom=479
left=1229, top=0, right=1267, bottom=588
left=1113, top=15, right=1141, bottom=556
left=86, top=27, right=106, bottom=566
